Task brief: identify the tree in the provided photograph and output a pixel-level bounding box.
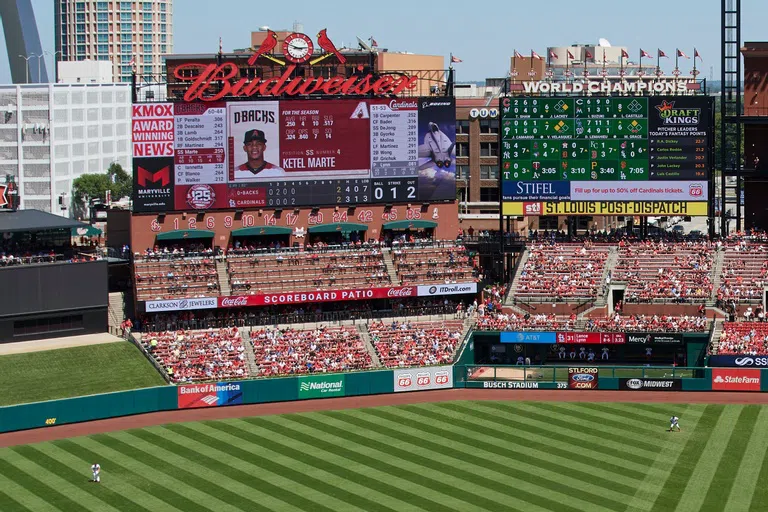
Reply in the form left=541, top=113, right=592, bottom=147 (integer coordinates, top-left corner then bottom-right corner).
left=71, top=162, right=132, bottom=210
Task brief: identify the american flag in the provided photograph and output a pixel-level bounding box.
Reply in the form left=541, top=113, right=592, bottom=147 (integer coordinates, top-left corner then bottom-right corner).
left=658, top=49, right=668, bottom=58
left=451, top=55, right=462, bottom=63
left=549, top=50, right=558, bottom=60
left=640, top=49, right=652, bottom=59
left=677, top=49, right=690, bottom=59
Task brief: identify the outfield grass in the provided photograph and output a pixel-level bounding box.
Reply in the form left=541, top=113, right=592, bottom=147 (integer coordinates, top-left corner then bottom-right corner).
left=0, top=400, right=765, bottom=511
left=0, top=342, right=167, bottom=406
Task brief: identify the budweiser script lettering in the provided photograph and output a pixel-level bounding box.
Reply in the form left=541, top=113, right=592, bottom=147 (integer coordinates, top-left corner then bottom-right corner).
left=174, top=64, right=420, bottom=102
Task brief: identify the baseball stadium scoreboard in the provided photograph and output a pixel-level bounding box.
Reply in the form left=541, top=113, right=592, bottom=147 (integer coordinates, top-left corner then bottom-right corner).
left=132, top=98, right=456, bottom=213
left=500, top=96, right=713, bottom=216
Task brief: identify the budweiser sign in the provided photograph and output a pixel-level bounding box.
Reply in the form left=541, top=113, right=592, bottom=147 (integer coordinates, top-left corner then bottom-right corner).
left=388, top=287, right=416, bottom=297
left=172, top=29, right=420, bottom=102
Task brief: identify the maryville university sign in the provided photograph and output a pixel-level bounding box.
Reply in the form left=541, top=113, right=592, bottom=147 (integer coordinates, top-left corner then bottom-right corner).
left=174, top=28, right=419, bottom=102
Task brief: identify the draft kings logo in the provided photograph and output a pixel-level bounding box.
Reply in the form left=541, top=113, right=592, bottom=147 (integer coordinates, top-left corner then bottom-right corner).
left=298, top=374, right=346, bottom=399
left=655, top=100, right=701, bottom=125
left=712, top=368, right=761, bottom=391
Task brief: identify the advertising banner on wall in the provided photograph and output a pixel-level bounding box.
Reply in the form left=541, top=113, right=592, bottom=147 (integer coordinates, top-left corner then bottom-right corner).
left=708, top=355, right=768, bottom=367
left=618, top=378, right=682, bottom=391
left=625, top=332, right=684, bottom=345
left=297, top=374, right=346, bottom=399
left=500, top=332, right=557, bottom=344
left=177, top=382, right=243, bottom=409
left=568, top=367, right=599, bottom=389
left=393, top=365, right=453, bottom=392
left=712, top=368, right=761, bottom=391
left=145, top=297, right=218, bottom=313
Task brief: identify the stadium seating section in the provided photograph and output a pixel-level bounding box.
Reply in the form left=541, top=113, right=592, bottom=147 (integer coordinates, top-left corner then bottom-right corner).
left=715, top=322, right=768, bottom=355
left=392, top=244, right=476, bottom=285
left=141, top=328, right=248, bottom=382
left=249, top=326, right=374, bottom=376
left=614, top=241, right=715, bottom=302
left=514, top=243, right=609, bottom=301
left=134, top=257, right=219, bottom=301
left=227, top=249, right=389, bottom=293
left=368, top=319, right=464, bottom=367
left=475, top=312, right=573, bottom=331
left=586, top=314, right=708, bottom=332
left=719, top=243, right=768, bottom=304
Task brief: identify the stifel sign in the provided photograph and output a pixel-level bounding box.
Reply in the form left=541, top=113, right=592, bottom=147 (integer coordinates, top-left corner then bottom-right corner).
left=172, top=30, right=419, bottom=102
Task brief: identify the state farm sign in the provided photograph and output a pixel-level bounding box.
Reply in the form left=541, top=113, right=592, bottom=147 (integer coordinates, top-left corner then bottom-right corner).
left=712, top=368, right=761, bottom=391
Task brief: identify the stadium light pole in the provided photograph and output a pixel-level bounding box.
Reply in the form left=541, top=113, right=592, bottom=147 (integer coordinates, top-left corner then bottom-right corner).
left=44, top=51, right=61, bottom=82
left=35, top=53, right=44, bottom=83
left=18, top=55, right=32, bottom=83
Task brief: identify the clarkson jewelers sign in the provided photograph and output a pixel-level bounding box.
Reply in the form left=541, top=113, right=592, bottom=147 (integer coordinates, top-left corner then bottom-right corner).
left=173, top=28, right=420, bottom=102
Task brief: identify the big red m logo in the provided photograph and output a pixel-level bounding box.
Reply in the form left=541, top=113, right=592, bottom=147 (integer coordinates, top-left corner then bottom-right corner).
left=137, top=166, right=170, bottom=187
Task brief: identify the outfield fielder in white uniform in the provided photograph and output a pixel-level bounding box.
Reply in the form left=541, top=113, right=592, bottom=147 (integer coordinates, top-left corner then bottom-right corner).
left=91, top=463, right=101, bottom=483
left=668, top=416, right=681, bottom=432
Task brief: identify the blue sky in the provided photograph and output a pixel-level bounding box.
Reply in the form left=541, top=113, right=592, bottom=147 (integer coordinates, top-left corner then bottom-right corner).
left=0, top=0, right=764, bottom=83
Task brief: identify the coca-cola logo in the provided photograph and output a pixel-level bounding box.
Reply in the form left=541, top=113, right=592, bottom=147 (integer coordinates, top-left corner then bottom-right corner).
left=220, top=296, right=249, bottom=307
left=388, top=287, right=415, bottom=297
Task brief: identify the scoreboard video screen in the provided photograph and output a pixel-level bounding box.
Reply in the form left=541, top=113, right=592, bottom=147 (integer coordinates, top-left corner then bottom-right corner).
left=131, top=98, right=456, bottom=213
left=500, top=96, right=713, bottom=216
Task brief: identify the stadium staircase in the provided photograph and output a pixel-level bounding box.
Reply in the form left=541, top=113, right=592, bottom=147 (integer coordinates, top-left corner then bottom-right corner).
left=108, top=292, right=126, bottom=335
left=216, top=260, right=231, bottom=296
left=381, top=250, right=400, bottom=285
left=595, top=246, right=619, bottom=307
left=239, top=328, right=260, bottom=376
left=357, top=327, right=383, bottom=367
left=708, top=249, right=726, bottom=306
left=709, top=318, right=724, bottom=354
left=504, top=247, right=530, bottom=304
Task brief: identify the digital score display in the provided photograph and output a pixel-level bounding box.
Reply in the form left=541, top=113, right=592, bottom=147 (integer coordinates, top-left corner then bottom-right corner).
left=500, top=96, right=713, bottom=217
left=132, top=98, right=456, bottom=214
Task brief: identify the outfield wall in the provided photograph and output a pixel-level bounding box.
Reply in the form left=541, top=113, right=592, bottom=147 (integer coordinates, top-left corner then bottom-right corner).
left=0, top=366, right=457, bottom=434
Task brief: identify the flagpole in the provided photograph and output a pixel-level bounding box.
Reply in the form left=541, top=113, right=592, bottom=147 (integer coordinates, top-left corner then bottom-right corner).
left=675, top=49, right=679, bottom=72
left=657, top=50, right=660, bottom=74
left=693, top=47, right=697, bottom=75
left=639, top=49, right=642, bottom=75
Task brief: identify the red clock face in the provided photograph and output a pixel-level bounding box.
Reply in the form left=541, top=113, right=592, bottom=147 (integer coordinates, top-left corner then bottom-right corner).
left=283, top=33, right=314, bottom=64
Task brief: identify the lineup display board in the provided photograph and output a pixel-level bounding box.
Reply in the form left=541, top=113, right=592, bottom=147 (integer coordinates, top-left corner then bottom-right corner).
left=500, top=96, right=712, bottom=217
left=132, top=98, right=456, bottom=213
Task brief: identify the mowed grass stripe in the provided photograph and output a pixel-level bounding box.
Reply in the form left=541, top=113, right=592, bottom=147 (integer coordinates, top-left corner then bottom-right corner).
left=42, top=441, right=182, bottom=512
left=82, top=434, right=237, bottom=512
left=624, top=405, right=705, bottom=512
left=102, top=431, right=274, bottom=512
left=345, top=405, right=624, bottom=512
left=526, top=401, right=672, bottom=438
left=13, top=443, right=151, bottom=512
left=123, top=429, right=291, bottom=512
left=461, top=401, right=658, bottom=471
left=0, top=454, right=90, bottom=512
left=0, top=488, right=34, bottom=512
left=576, top=402, right=686, bottom=428
left=0, top=472, right=57, bottom=512
left=698, top=406, right=761, bottom=512
left=213, top=419, right=467, bottom=512
left=168, top=422, right=388, bottom=512
left=54, top=438, right=193, bottom=512
left=137, top=426, right=309, bottom=512
left=651, top=404, right=725, bottom=512
left=491, top=401, right=664, bottom=454
left=240, top=416, right=496, bottom=512
left=308, top=409, right=555, bottom=512
left=186, top=420, right=413, bottom=512
left=404, top=402, right=640, bottom=498
left=725, top=407, right=768, bottom=512
left=390, top=402, right=644, bottom=491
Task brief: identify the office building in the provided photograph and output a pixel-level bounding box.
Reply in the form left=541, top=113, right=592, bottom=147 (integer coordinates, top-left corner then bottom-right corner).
left=0, top=83, right=132, bottom=215
left=55, top=0, right=173, bottom=83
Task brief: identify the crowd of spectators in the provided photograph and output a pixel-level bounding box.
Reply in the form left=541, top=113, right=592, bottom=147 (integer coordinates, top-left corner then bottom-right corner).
left=249, top=326, right=373, bottom=376
left=475, top=311, right=574, bottom=331
left=392, top=243, right=479, bottom=285
left=586, top=314, right=708, bottom=333
left=714, top=322, right=768, bottom=355
left=717, top=241, right=767, bottom=304
left=613, top=240, right=715, bottom=303
left=134, top=256, right=219, bottom=301
left=368, top=319, right=464, bottom=368
left=514, top=242, right=609, bottom=301
left=140, top=327, right=247, bottom=382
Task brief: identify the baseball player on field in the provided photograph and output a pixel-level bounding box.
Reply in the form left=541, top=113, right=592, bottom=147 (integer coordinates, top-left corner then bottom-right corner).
left=91, top=463, right=101, bottom=483
left=668, top=416, right=681, bottom=432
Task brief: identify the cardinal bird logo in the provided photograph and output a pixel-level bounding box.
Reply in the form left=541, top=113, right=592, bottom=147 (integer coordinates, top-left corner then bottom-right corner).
left=310, top=28, right=347, bottom=65
left=248, top=30, right=284, bottom=65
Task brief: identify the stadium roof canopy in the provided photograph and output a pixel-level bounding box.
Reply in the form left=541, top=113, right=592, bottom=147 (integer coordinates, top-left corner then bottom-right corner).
left=0, top=209, right=89, bottom=233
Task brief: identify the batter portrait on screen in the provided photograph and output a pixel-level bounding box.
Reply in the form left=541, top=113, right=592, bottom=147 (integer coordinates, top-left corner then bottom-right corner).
left=237, top=129, right=285, bottom=178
